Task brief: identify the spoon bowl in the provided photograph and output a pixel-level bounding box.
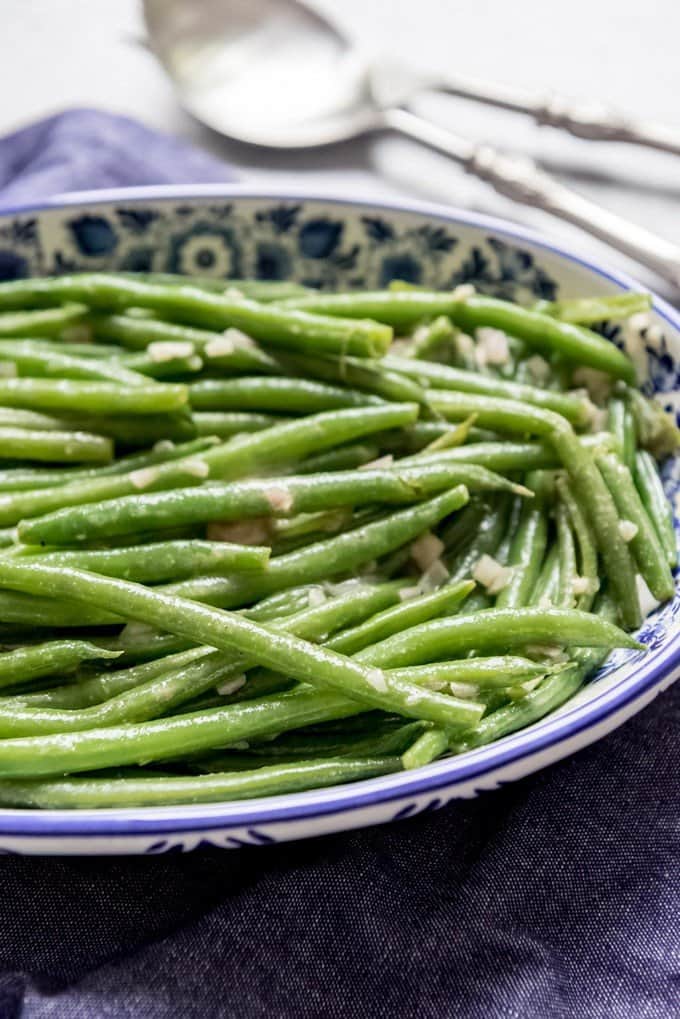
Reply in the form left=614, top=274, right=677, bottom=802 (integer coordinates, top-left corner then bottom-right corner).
left=143, top=0, right=381, bottom=148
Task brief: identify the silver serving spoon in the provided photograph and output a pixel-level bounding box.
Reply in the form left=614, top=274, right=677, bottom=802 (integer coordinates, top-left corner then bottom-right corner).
left=373, top=61, right=680, bottom=160
left=144, top=0, right=680, bottom=289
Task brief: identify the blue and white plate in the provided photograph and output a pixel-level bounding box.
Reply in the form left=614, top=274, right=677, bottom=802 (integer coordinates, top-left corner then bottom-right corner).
left=0, top=186, right=677, bottom=855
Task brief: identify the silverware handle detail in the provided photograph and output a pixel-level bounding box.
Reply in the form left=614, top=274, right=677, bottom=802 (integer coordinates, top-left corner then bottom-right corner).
left=432, top=72, right=680, bottom=157
left=534, top=97, right=680, bottom=156
left=385, top=109, right=680, bottom=290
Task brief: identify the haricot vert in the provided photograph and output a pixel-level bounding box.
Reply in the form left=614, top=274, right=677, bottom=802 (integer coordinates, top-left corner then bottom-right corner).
left=0, top=271, right=671, bottom=808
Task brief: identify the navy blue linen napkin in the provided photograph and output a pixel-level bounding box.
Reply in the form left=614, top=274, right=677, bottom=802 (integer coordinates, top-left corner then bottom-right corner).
left=0, top=109, right=677, bottom=1019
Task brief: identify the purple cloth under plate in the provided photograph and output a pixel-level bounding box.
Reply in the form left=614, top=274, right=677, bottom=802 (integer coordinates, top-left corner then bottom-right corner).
left=0, top=108, right=232, bottom=205
left=0, top=109, right=677, bottom=1019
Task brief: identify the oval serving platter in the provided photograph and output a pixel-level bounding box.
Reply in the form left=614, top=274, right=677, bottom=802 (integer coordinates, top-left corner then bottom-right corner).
left=0, top=185, right=677, bottom=855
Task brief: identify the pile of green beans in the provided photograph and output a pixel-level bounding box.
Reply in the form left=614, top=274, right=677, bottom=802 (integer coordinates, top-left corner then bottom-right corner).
left=0, top=272, right=673, bottom=809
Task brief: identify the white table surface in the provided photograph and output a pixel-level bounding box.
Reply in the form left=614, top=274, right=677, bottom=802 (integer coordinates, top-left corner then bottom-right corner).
left=3, top=0, right=680, bottom=297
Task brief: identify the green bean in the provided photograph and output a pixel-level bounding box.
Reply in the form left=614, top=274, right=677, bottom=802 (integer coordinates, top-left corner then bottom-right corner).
left=187, top=401, right=419, bottom=478
left=382, top=354, right=592, bottom=424
left=596, top=453, right=675, bottom=602
left=608, top=395, right=626, bottom=461
left=224, top=281, right=312, bottom=302
left=423, top=417, right=478, bottom=453
left=555, top=445, right=638, bottom=625
left=555, top=501, right=578, bottom=608
left=193, top=411, right=286, bottom=438
left=103, top=524, right=205, bottom=546
left=15, top=540, right=270, bottom=583
left=0, top=583, right=404, bottom=733
left=425, top=390, right=565, bottom=437
left=268, top=508, right=354, bottom=550
left=188, top=585, right=399, bottom=713
left=401, top=729, right=449, bottom=769
left=14, top=339, right=124, bottom=359
left=0, top=275, right=394, bottom=359
left=352, top=607, right=642, bottom=669
left=93, top=595, right=377, bottom=721
left=445, top=495, right=510, bottom=580
left=161, top=486, right=470, bottom=608
left=634, top=450, right=676, bottom=567
left=397, top=438, right=536, bottom=485
left=0, top=561, right=485, bottom=744
left=0, top=437, right=218, bottom=493
left=457, top=664, right=585, bottom=749
left=273, top=350, right=429, bottom=407
left=624, top=401, right=638, bottom=470
left=0, top=403, right=418, bottom=527
left=608, top=397, right=636, bottom=470
left=0, top=588, right=118, bottom=627
left=280, top=291, right=636, bottom=382
left=493, top=494, right=523, bottom=568
left=391, top=454, right=529, bottom=497
left=0, top=652, right=246, bottom=736
left=0, top=427, right=113, bottom=464
left=93, top=313, right=278, bottom=372
left=0, top=377, right=187, bottom=416
left=299, top=441, right=381, bottom=474
left=241, top=586, right=326, bottom=622
left=495, top=478, right=550, bottom=609
left=0, top=407, right=165, bottom=457
left=385, top=421, right=512, bottom=453
left=0, top=651, right=272, bottom=737
left=147, top=669, right=296, bottom=715
left=410, top=316, right=456, bottom=359
left=19, top=461, right=488, bottom=547
left=59, top=412, right=196, bottom=444
left=400, top=434, right=611, bottom=473
left=455, top=599, right=618, bottom=750
left=9, top=647, right=209, bottom=710
left=264, top=581, right=405, bottom=641
left=325, top=580, right=474, bottom=655
left=17, top=413, right=191, bottom=446
left=0, top=755, right=401, bottom=807
left=371, top=543, right=413, bottom=581
left=556, top=476, right=599, bottom=611
left=117, top=349, right=204, bottom=380
left=0, top=341, right=150, bottom=387
left=0, top=303, right=87, bottom=337
left=387, top=656, right=548, bottom=689
left=120, top=274, right=311, bottom=302
left=377, top=420, right=452, bottom=453
left=223, top=720, right=424, bottom=761
left=0, top=408, right=71, bottom=431
left=538, top=292, right=652, bottom=325
left=527, top=535, right=557, bottom=609
left=0, top=639, right=120, bottom=692
left=105, top=628, right=198, bottom=665
left=8, top=582, right=403, bottom=711
left=439, top=396, right=641, bottom=628
left=439, top=496, right=485, bottom=554
left=188, top=376, right=377, bottom=412
left=0, top=686, right=366, bottom=778
left=116, top=584, right=406, bottom=708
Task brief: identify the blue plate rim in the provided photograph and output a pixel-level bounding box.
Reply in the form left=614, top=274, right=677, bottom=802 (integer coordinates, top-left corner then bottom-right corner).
left=0, top=184, right=677, bottom=839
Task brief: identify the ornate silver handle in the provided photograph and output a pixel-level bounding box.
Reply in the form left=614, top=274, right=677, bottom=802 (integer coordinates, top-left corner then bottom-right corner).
left=384, top=108, right=680, bottom=290
left=430, top=71, right=680, bottom=158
